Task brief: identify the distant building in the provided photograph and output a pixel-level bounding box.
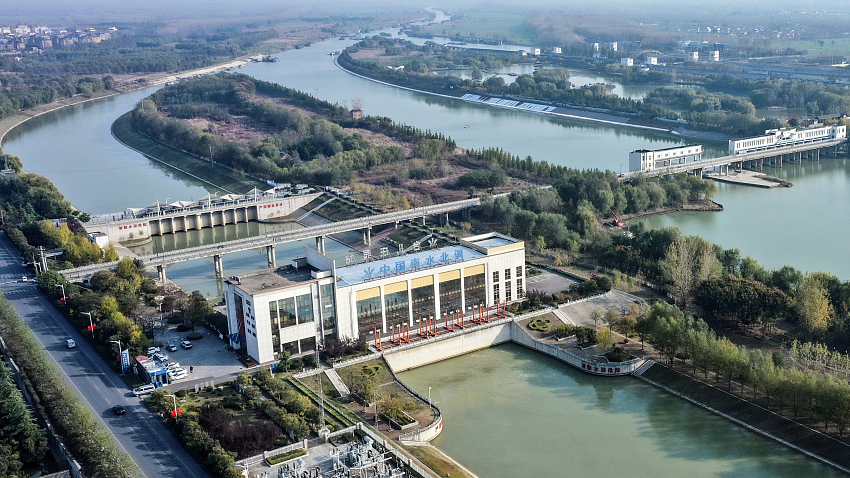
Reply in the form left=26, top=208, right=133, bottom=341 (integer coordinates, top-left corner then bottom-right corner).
left=629, top=145, right=703, bottom=172
left=710, top=50, right=720, bottom=61
left=620, top=58, right=634, bottom=67
left=350, top=109, right=363, bottom=119
left=610, top=42, right=618, bottom=52
left=529, top=47, right=541, bottom=55
left=592, top=42, right=600, bottom=52
left=689, top=51, right=699, bottom=61
left=645, top=56, right=658, bottom=65
left=551, top=47, right=562, bottom=54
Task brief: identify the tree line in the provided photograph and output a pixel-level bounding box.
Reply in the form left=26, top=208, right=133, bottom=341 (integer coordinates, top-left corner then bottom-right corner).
left=0, top=298, right=135, bottom=478
left=0, top=361, right=47, bottom=478
left=635, top=301, right=850, bottom=437
left=338, top=38, right=674, bottom=120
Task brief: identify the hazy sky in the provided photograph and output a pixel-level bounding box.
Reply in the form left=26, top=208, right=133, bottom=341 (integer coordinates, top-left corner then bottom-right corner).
left=2, top=0, right=847, bottom=26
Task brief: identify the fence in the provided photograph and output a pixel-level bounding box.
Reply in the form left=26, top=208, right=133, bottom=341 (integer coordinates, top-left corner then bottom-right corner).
left=510, top=322, right=646, bottom=376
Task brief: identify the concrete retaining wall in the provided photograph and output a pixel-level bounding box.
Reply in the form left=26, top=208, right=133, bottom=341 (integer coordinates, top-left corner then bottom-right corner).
left=384, top=319, right=513, bottom=372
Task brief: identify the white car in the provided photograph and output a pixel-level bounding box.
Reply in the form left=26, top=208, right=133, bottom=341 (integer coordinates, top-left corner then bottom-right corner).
left=152, top=353, right=169, bottom=362
left=132, top=384, right=155, bottom=396
left=146, top=346, right=160, bottom=356
left=66, top=339, right=76, bottom=348
left=180, top=340, right=193, bottom=349
left=168, top=370, right=187, bottom=381
left=164, top=362, right=181, bottom=371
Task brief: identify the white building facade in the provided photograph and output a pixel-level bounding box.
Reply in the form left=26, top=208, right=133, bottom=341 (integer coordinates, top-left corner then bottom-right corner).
left=629, top=145, right=703, bottom=173
left=224, top=233, right=526, bottom=364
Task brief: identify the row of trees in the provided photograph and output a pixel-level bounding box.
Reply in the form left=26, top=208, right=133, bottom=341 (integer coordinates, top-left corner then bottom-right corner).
left=639, top=302, right=850, bottom=436
left=0, top=297, right=135, bottom=477
left=38, top=259, right=158, bottom=358
left=0, top=361, right=47, bottom=478
left=0, top=74, right=115, bottom=122
left=339, top=39, right=674, bottom=120
left=474, top=171, right=716, bottom=255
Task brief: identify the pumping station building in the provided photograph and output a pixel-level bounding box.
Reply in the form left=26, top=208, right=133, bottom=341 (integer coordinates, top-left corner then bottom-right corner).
left=223, top=233, right=526, bottom=364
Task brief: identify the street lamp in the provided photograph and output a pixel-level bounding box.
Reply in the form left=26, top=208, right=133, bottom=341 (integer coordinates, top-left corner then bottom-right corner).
left=428, top=387, right=432, bottom=410
left=81, top=311, right=95, bottom=338
left=109, top=339, right=124, bottom=374
left=164, top=394, right=179, bottom=423
left=55, top=283, right=65, bottom=303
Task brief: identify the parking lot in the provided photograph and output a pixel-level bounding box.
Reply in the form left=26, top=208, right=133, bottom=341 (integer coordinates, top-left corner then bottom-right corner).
left=153, top=324, right=247, bottom=390
left=525, top=267, right=580, bottom=295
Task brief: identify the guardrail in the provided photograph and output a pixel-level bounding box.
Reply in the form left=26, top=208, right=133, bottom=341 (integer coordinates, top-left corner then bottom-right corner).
left=60, top=197, right=481, bottom=279
left=622, top=139, right=845, bottom=180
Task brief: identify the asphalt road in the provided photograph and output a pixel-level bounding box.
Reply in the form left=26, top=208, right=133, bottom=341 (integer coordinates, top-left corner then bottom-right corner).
left=0, top=233, right=211, bottom=478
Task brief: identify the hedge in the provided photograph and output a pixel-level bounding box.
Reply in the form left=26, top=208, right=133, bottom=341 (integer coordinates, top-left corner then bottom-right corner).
left=265, top=448, right=306, bottom=465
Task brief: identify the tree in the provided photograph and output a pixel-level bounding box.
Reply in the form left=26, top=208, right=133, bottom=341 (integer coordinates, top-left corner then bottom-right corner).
left=798, top=274, right=833, bottom=336
left=597, top=326, right=614, bottom=350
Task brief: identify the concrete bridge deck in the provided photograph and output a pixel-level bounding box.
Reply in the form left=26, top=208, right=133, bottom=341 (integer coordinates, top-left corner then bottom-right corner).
left=61, top=197, right=481, bottom=280
left=621, top=139, right=845, bottom=180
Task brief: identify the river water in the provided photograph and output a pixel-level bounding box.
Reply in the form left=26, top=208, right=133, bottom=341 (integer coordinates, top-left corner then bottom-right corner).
left=400, top=344, right=842, bottom=478
left=1, top=13, right=847, bottom=475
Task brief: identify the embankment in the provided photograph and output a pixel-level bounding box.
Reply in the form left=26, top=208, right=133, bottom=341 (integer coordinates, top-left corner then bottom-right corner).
left=638, top=363, right=850, bottom=475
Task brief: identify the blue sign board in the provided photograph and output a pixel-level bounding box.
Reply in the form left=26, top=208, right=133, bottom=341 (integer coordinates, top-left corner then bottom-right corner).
left=120, top=349, right=131, bottom=374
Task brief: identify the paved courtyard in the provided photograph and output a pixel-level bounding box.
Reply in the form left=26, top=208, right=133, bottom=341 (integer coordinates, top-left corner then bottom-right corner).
left=524, top=267, right=580, bottom=295
left=155, top=324, right=248, bottom=390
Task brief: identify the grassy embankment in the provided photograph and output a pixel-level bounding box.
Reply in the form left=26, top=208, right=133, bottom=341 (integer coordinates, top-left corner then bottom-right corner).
left=111, top=112, right=267, bottom=194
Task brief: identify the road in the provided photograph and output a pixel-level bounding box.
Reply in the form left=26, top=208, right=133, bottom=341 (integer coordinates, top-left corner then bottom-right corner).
left=0, top=234, right=211, bottom=478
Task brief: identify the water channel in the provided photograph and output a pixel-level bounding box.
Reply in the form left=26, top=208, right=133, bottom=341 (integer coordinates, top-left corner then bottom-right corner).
left=1, top=12, right=848, bottom=476
left=400, top=344, right=842, bottom=478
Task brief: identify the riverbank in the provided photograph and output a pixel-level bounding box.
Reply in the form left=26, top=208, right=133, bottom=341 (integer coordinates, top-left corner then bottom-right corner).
left=638, top=363, right=850, bottom=474
left=619, top=199, right=723, bottom=224
left=335, top=57, right=734, bottom=144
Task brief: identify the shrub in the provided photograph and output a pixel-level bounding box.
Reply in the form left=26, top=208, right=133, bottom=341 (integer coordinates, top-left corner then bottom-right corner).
left=266, top=448, right=306, bottom=465
left=528, top=317, right=551, bottom=332
left=187, top=332, right=204, bottom=340
left=177, top=323, right=192, bottom=332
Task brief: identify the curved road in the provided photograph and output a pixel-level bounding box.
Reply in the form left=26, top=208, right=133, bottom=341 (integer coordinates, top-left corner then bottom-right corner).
left=0, top=233, right=210, bottom=478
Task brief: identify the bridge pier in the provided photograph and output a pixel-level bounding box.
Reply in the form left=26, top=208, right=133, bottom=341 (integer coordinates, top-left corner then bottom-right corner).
left=316, top=236, right=325, bottom=254
left=157, top=264, right=166, bottom=283
left=267, top=245, right=276, bottom=269
left=363, top=228, right=371, bottom=246
left=213, top=254, right=223, bottom=279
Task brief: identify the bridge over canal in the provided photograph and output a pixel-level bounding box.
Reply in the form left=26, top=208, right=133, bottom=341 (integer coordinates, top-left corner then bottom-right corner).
left=62, top=198, right=482, bottom=282
left=621, top=138, right=846, bottom=180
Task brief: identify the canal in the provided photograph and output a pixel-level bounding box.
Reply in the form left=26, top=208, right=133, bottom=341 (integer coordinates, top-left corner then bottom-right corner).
left=400, top=344, right=843, bottom=478
left=1, top=12, right=848, bottom=476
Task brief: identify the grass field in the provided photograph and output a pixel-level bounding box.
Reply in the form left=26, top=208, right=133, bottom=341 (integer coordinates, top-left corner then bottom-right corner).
left=111, top=113, right=268, bottom=194
left=425, top=11, right=533, bottom=45
left=775, top=38, right=850, bottom=60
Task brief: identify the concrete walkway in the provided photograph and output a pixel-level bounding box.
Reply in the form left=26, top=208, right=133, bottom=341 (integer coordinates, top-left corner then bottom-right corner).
left=324, top=368, right=350, bottom=397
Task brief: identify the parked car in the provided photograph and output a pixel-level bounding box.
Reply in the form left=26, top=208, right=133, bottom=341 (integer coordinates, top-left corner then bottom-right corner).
left=66, top=339, right=76, bottom=348
left=152, top=353, right=169, bottom=362
left=21, top=276, right=27, bottom=282
left=164, top=362, right=181, bottom=371
left=146, top=346, right=160, bottom=355
left=132, top=384, right=155, bottom=396
left=165, top=344, right=178, bottom=352
left=180, top=340, right=193, bottom=349
left=168, top=370, right=187, bottom=381
left=112, top=405, right=126, bottom=415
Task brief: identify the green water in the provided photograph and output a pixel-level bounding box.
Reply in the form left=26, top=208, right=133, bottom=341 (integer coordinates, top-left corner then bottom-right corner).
left=400, top=345, right=843, bottom=478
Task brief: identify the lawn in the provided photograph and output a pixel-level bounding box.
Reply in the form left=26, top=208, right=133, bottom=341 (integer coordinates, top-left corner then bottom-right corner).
left=424, top=11, right=534, bottom=45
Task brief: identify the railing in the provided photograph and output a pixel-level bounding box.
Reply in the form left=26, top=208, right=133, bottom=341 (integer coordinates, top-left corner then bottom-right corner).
left=61, top=197, right=481, bottom=278
left=623, top=139, right=845, bottom=179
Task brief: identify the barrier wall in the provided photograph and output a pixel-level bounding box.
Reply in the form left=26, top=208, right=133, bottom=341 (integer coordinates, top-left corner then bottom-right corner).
left=383, top=319, right=513, bottom=372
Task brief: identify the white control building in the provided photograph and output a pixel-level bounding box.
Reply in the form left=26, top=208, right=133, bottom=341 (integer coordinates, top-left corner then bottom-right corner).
left=224, top=233, right=526, bottom=364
